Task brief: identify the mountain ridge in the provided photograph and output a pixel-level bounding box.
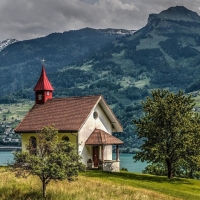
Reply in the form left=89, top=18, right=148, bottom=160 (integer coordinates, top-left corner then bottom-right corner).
left=1, top=6, right=200, bottom=148
left=0, top=27, right=131, bottom=97
left=156, top=6, right=200, bottom=22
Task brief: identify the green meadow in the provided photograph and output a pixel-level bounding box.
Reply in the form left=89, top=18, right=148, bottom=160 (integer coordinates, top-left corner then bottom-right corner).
left=0, top=101, right=33, bottom=126
left=193, top=94, right=200, bottom=107
left=0, top=169, right=200, bottom=200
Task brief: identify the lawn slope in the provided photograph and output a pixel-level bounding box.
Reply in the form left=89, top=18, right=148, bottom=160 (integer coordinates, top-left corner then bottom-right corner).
left=1, top=169, right=200, bottom=200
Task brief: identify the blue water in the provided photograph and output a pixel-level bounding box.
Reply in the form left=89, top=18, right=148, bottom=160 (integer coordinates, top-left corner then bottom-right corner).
left=0, top=151, right=14, bottom=165
left=0, top=151, right=147, bottom=172
left=113, top=153, right=147, bottom=172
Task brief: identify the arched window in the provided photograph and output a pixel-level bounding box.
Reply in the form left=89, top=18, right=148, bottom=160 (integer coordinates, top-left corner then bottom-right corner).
left=29, top=136, right=37, bottom=155
left=62, top=136, right=69, bottom=142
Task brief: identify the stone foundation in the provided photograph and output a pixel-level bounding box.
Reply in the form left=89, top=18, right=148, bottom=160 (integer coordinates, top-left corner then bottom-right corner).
left=103, top=160, right=120, bottom=172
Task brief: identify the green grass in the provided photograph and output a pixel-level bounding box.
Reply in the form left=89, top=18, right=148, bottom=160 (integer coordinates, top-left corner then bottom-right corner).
left=134, top=77, right=150, bottom=88
left=193, top=95, right=200, bottom=107
left=1, top=168, right=200, bottom=199
left=83, top=171, right=200, bottom=200
left=136, top=34, right=167, bottom=50
left=0, top=101, right=33, bottom=124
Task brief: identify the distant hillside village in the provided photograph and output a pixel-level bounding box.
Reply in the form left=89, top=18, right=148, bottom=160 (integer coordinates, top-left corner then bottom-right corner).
left=0, top=122, right=21, bottom=146
left=1, top=89, right=200, bottom=151
left=0, top=102, right=33, bottom=147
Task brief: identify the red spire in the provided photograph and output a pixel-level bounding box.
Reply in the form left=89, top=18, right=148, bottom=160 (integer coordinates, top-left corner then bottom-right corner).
left=34, top=66, right=54, bottom=91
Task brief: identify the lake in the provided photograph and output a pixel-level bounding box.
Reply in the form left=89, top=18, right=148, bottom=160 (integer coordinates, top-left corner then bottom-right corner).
left=0, top=151, right=14, bottom=165
left=0, top=151, right=147, bottom=172
left=113, top=153, right=147, bottom=172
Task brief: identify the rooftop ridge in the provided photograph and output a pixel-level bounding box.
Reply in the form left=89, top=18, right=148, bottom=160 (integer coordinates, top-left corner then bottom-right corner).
left=47, top=95, right=102, bottom=100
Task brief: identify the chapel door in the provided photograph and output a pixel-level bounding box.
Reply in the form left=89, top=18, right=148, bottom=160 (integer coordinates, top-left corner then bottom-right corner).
left=93, top=146, right=99, bottom=167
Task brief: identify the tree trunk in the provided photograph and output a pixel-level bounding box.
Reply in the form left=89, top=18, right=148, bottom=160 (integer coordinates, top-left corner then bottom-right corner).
left=189, top=169, right=193, bottom=179
left=42, top=180, right=46, bottom=199
left=166, top=158, right=173, bottom=179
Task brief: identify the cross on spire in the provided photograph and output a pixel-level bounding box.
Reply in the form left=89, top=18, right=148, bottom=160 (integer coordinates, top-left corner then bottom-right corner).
left=41, top=59, right=45, bottom=65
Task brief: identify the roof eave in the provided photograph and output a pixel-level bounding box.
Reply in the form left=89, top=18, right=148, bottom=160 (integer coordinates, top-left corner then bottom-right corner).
left=78, top=95, right=102, bottom=131
left=14, top=129, right=78, bottom=134
left=99, top=96, right=123, bottom=132
left=85, top=142, right=124, bottom=145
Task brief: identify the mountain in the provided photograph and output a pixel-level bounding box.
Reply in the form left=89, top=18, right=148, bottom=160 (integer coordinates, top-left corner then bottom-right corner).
left=153, top=6, right=200, bottom=21
left=0, top=28, right=131, bottom=97
left=52, top=5, right=200, bottom=100
left=80, top=5, right=200, bottom=93
left=2, top=6, right=200, bottom=149
left=47, top=6, right=200, bottom=148
left=120, top=5, right=200, bottom=90
left=0, top=39, right=17, bottom=51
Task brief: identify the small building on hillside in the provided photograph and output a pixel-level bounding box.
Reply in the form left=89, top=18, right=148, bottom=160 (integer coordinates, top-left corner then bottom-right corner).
left=15, top=66, right=124, bottom=172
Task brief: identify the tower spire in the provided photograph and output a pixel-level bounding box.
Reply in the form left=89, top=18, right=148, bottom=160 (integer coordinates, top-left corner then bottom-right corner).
left=34, top=65, right=54, bottom=104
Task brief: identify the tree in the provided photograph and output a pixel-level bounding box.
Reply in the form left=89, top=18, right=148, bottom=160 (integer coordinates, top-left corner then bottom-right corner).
left=11, top=126, right=85, bottom=199
left=0, top=126, right=5, bottom=134
left=133, top=89, right=200, bottom=179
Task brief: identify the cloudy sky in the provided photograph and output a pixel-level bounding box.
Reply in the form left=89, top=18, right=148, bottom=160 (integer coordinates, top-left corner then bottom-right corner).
left=0, top=0, right=200, bottom=41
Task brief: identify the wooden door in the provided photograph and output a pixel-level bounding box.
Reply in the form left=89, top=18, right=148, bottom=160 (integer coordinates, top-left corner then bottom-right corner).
left=93, top=146, right=99, bottom=167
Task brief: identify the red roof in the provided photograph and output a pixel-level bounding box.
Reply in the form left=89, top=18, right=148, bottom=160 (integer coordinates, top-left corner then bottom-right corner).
left=85, top=129, right=124, bottom=145
left=34, top=66, right=54, bottom=91
left=15, top=96, right=101, bottom=133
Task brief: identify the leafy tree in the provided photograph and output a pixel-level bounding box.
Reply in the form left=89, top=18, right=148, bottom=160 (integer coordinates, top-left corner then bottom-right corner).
left=0, top=126, right=5, bottom=134
left=11, top=126, right=85, bottom=199
left=180, top=124, right=200, bottom=179
left=133, top=89, right=200, bottom=178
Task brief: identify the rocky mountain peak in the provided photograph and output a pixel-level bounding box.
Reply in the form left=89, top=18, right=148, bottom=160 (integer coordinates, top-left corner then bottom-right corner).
left=148, top=6, right=200, bottom=23
left=0, top=39, right=17, bottom=52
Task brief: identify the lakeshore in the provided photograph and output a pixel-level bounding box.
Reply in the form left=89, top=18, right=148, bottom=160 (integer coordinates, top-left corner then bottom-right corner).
left=0, top=151, right=147, bottom=172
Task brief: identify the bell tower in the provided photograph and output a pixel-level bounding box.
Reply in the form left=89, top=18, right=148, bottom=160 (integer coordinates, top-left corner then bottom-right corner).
left=34, top=65, right=54, bottom=104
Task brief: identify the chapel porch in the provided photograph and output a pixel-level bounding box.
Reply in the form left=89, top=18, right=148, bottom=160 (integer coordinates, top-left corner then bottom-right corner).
left=85, top=129, right=124, bottom=172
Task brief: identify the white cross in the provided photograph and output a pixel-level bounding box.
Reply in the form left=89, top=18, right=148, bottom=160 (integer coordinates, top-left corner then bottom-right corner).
left=41, top=59, right=45, bottom=65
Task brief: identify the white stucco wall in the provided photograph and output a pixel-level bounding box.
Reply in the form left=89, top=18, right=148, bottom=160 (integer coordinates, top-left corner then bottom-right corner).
left=78, top=104, right=113, bottom=165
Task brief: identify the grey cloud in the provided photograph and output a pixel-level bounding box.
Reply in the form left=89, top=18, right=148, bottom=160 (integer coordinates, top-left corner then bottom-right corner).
left=0, top=0, right=199, bottom=41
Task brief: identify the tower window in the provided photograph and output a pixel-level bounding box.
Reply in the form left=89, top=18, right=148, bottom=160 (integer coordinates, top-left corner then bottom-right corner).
left=38, top=94, right=42, bottom=100
left=47, top=91, right=50, bottom=96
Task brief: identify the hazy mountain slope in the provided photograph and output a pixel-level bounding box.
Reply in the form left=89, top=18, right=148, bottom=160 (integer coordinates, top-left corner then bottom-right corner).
left=53, top=6, right=200, bottom=100
left=88, top=6, right=200, bottom=91
left=0, top=28, right=133, bottom=97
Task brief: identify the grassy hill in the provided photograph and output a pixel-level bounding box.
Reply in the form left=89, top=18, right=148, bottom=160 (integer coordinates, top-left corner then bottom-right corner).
left=1, top=169, right=200, bottom=199
left=0, top=100, right=33, bottom=128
